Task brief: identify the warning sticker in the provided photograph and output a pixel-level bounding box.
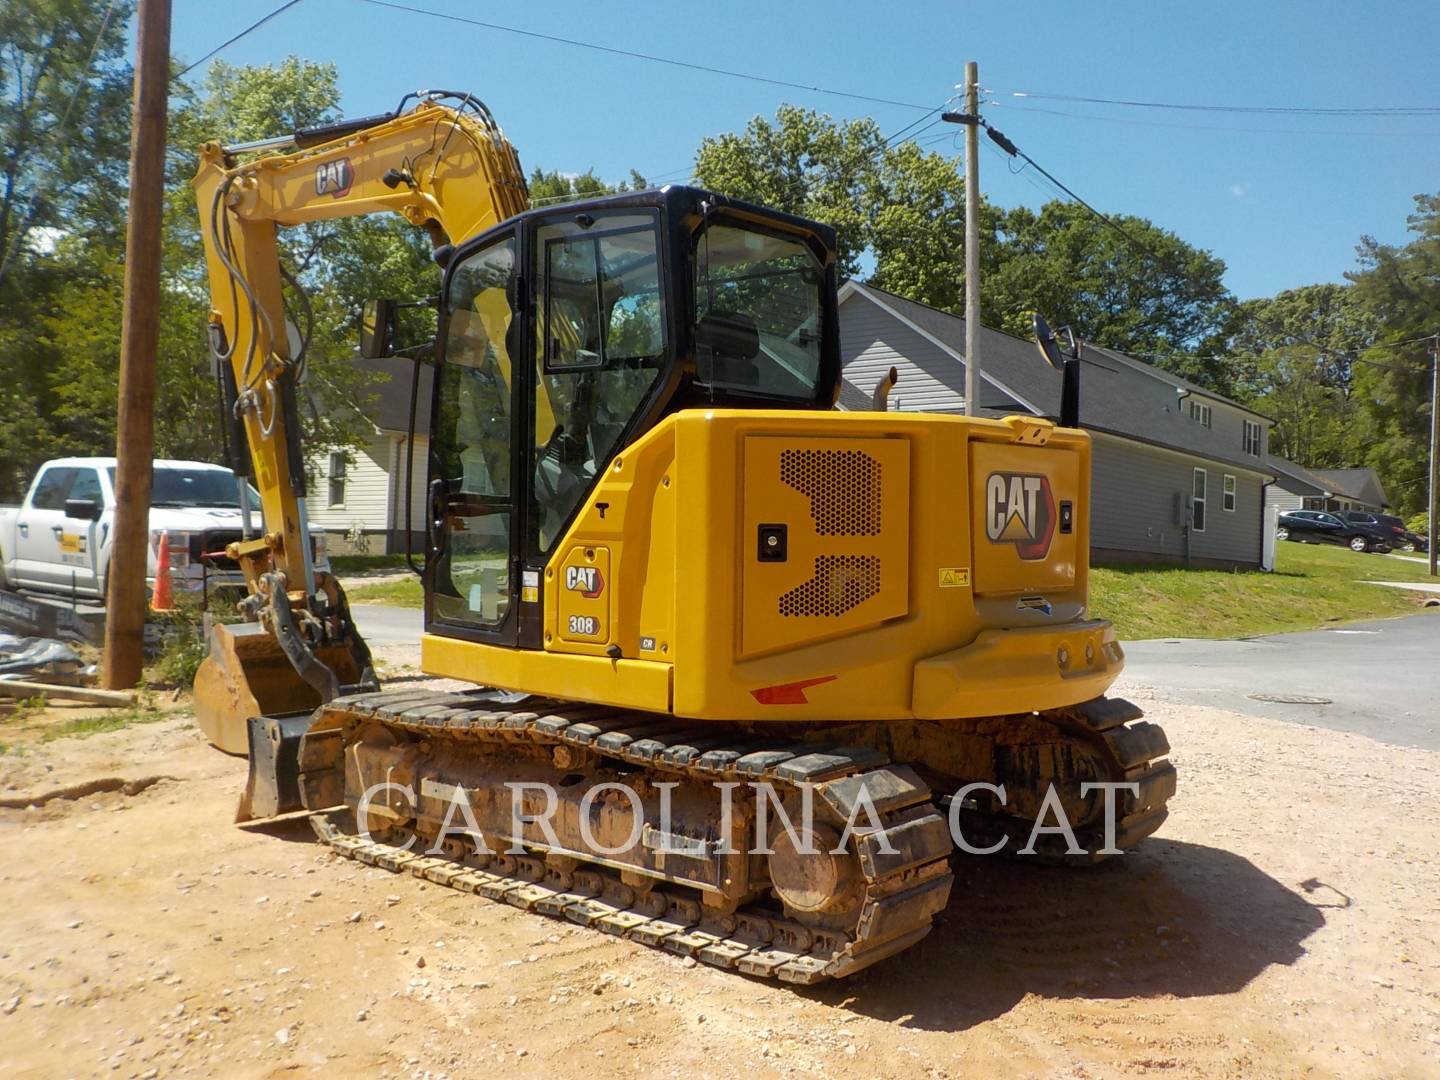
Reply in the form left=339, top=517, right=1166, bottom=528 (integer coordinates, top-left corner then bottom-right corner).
left=938, top=567, right=971, bottom=588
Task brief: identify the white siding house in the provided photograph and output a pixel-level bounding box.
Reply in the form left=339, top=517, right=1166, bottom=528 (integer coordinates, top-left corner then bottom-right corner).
left=306, top=358, right=432, bottom=555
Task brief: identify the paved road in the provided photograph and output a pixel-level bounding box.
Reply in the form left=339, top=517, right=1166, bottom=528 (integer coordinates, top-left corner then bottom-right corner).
left=351, top=604, right=421, bottom=647
left=1123, top=612, right=1440, bottom=750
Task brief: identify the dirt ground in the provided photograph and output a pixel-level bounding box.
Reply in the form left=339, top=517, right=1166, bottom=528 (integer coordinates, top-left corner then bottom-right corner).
left=1, top=668, right=1437, bottom=1079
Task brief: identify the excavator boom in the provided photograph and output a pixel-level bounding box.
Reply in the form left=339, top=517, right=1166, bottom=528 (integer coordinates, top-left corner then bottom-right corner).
left=192, top=94, right=527, bottom=753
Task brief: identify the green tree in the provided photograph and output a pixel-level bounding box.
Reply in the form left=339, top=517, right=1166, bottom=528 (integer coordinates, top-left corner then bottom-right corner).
left=988, top=201, right=1234, bottom=387
left=1219, top=284, right=1376, bottom=467
left=0, top=0, right=134, bottom=290
left=1345, top=193, right=1440, bottom=517
left=694, top=105, right=891, bottom=276
left=527, top=166, right=648, bottom=205
left=0, top=0, right=135, bottom=496
left=693, top=106, right=1235, bottom=385
left=867, top=140, right=1005, bottom=316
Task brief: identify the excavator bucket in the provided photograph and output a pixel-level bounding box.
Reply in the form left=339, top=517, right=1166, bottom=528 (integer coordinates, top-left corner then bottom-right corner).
left=193, top=621, right=361, bottom=755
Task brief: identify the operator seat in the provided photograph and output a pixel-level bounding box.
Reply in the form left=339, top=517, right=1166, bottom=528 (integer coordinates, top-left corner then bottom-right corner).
left=696, top=310, right=761, bottom=389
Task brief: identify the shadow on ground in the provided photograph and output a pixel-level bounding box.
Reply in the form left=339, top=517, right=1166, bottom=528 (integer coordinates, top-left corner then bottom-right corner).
left=814, top=838, right=1325, bottom=1031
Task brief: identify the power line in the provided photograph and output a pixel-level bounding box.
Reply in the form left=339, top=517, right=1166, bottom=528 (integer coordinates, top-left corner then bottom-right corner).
left=882, top=100, right=955, bottom=147
left=976, top=118, right=1162, bottom=264
left=1007, top=88, right=1440, bottom=118
left=355, top=0, right=934, bottom=112
left=990, top=99, right=1440, bottom=139
left=176, top=0, right=307, bottom=78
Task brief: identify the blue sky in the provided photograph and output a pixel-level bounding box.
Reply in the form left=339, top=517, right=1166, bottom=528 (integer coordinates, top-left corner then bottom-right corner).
left=170, top=0, right=1440, bottom=300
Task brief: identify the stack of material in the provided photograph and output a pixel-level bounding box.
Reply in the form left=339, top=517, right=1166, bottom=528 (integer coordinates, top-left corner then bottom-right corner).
left=0, top=634, right=91, bottom=685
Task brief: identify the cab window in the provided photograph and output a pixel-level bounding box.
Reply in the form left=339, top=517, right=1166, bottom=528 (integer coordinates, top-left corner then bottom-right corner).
left=693, top=223, right=824, bottom=400
left=532, top=211, right=666, bottom=552
left=30, top=467, right=77, bottom=510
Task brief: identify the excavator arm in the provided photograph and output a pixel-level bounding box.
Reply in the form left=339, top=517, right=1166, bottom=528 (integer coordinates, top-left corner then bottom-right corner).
left=191, top=94, right=529, bottom=754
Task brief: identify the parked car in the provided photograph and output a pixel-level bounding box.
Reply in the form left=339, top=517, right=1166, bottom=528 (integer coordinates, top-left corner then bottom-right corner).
left=0, top=457, right=329, bottom=600
left=1276, top=509, right=1393, bottom=553
left=1337, top=510, right=1409, bottom=551
left=1369, top=513, right=1428, bottom=553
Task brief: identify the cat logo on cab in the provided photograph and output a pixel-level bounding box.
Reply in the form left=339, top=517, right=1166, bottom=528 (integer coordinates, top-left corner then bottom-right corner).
left=565, top=565, right=604, bottom=598
left=984, top=472, right=1056, bottom=561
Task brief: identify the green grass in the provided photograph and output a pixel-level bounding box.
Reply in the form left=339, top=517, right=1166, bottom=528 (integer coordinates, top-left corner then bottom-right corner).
left=330, top=553, right=410, bottom=573
left=344, top=575, right=424, bottom=608
left=37, top=697, right=172, bottom=743
left=1092, top=541, right=1439, bottom=641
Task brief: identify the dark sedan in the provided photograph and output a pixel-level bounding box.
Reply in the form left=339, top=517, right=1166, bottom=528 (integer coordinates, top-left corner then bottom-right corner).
left=1277, top=510, right=1393, bottom=553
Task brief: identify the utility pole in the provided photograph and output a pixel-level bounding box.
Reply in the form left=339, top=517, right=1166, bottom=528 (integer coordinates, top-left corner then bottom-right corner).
left=102, top=0, right=171, bottom=690
left=1429, top=337, right=1438, bottom=577
left=943, top=62, right=982, bottom=415
left=962, top=61, right=981, bottom=416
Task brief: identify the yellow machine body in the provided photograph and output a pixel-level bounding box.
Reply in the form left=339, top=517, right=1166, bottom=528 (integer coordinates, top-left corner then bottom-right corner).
left=422, top=409, right=1120, bottom=722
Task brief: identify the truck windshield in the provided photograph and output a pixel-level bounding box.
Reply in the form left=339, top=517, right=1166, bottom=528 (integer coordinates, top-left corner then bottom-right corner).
left=107, top=467, right=256, bottom=508
left=693, top=223, right=825, bottom=401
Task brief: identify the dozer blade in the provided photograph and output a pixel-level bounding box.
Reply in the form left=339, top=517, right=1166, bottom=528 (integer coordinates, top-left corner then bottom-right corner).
left=193, top=621, right=362, bottom=756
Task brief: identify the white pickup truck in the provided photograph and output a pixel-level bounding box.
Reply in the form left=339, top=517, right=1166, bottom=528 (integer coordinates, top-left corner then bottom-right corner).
left=0, top=457, right=329, bottom=600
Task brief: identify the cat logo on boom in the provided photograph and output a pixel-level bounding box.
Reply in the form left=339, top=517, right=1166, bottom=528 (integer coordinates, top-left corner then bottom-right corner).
left=565, top=565, right=604, bottom=598
left=315, top=158, right=354, bottom=198
left=984, top=472, right=1057, bottom=561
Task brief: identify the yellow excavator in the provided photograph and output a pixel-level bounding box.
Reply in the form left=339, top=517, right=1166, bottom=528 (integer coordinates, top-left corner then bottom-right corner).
left=192, top=92, right=1174, bottom=984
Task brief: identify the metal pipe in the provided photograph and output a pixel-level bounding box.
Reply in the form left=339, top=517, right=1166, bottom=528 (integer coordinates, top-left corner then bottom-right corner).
left=220, top=133, right=298, bottom=156
left=872, top=366, right=899, bottom=411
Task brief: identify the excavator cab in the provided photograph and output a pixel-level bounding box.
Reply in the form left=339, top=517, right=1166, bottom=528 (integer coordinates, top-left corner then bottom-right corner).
left=420, top=187, right=841, bottom=651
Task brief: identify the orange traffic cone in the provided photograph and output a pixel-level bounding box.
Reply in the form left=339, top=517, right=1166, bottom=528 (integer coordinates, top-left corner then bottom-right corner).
left=151, top=530, right=174, bottom=612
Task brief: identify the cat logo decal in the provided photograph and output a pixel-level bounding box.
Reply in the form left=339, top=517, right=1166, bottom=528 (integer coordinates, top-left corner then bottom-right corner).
left=984, top=472, right=1056, bottom=560
left=315, top=158, right=354, bottom=198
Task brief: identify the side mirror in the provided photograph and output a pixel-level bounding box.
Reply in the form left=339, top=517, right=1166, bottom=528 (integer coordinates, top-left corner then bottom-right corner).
left=359, top=299, right=398, bottom=359
left=64, top=498, right=102, bottom=521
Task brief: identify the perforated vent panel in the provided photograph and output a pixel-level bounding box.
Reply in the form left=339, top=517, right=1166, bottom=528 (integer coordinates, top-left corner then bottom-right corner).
left=779, top=555, right=881, bottom=617
left=781, top=449, right=882, bottom=536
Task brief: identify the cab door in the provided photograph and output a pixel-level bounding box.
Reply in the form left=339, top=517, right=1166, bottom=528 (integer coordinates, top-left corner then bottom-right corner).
left=427, top=227, right=522, bottom=644
left=14, top=465, right=76, bottom=589
left=57, top=466, right=103, bottom=594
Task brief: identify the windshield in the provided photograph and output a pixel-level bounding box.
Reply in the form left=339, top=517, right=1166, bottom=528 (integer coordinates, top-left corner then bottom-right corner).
left=693, top=223, right=824, bottom=400
left=108, top=467, right=255, bottom=508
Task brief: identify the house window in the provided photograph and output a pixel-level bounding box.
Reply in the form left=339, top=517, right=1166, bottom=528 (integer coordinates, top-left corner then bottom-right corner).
left=1242, top=419, right=1263, bottom=456
left=328, top=452, right=347, bottom=508
left=1191, top=468, right=1207, bottom=532
left=1223, top=473, right=1237, bottom=512
left=1188, top=400, right=1212, bottom=428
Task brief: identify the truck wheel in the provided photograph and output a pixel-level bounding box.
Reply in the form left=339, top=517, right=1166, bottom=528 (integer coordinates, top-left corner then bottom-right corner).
left=1349, top=536, right=1369, bottom=553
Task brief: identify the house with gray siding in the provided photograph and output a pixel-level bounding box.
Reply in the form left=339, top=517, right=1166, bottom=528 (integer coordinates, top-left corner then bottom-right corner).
left=1266, top=458, right=1389, bottom=517
left=838, top=281, right=1275, bottom=569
